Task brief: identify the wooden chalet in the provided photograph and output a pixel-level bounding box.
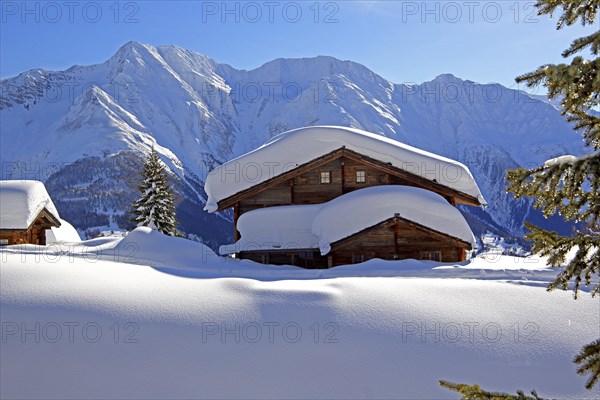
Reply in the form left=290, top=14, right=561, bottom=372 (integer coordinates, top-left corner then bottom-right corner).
left=0, top=181, right=62, bottom=246
left=205, top=126, right=486, bottom=268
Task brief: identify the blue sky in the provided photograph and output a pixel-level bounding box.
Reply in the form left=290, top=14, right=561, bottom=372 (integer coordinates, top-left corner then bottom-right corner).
left=1, top=1, right=596, bottom=89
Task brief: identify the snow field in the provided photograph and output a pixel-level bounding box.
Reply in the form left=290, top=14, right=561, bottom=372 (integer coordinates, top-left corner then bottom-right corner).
left=1, top=228, right=598, bottom=399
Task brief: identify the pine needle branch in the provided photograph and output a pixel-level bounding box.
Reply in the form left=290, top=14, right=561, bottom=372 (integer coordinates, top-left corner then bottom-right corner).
left=574, top=339, right=600, bottom=389
left=439, top=380, right=544, bottom=400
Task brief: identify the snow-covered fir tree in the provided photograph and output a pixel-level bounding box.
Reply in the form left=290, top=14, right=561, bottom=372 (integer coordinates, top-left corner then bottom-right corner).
left=505, top=0, right=600, bottom=391
left=130, top=148, right=179, bottom=236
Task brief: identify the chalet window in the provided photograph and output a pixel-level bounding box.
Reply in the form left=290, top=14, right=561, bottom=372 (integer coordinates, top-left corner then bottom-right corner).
left=420, top=251, right=442, bottom=262
left=356, top=170, right=366, bottom=183
left=320, top=171, right=331, bottom=184
left=299, top=251, right=314, bottom=260
left=353, top=254, right=368, bottom=263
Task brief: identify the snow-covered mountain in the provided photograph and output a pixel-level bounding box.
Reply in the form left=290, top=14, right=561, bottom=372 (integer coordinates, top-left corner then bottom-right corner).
left=0, top=41, right=584, bottom=248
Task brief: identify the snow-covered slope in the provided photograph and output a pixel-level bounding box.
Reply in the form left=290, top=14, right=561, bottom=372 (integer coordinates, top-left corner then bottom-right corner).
left=0, top=41, right=584, bottom=246
left=1, top=232, right=598, bottom=399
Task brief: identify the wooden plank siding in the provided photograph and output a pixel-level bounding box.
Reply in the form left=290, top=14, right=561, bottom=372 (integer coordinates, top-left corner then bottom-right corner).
left=237, top=155, right=468, bottom=215
left=0, top=226, right=48, bottom=245
left=0, top=208, right=60, bottom=246
left=238, top=249, right=326, bottom=269
left=293, top=159, right=344, bottom=204
left=238, top=217, right=470, bottom=268
left=329, top=216, right=469, bottom=266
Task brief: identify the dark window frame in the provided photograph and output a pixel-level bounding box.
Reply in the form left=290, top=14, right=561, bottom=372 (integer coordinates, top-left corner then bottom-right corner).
left=420, top=251, right=442, bottom=262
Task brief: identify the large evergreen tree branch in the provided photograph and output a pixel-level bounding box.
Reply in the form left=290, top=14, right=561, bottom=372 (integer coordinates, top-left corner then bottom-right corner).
left=563, top=30, right=600, bottom=57
left=534, top=0, right=598, bottom=27
left=439, top=380, right=544, bottom=400
left=506, top=153, right=600, bottom=299
left=524, top=222, right=599, bottom=297
left=574, top=339, right=600, bottom=389
left=506, top=154, right=600, bottom=224
left=516, top=57, right=599, bottom=117
left=444, top=0, right=600, bottom=394
left=506, top=0, right=600, bottom=392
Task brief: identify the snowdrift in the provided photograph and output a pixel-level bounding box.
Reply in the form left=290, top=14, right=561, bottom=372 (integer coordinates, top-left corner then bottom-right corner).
left=1, top=230, right=598, bottom=399
left=46, top=218, right=81, bottom=243
left=113, top=226, right=218, bottom=269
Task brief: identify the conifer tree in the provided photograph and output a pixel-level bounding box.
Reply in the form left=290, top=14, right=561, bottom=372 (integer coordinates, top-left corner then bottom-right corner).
left=130, top=147, right=179, bottom=236
left=505, top=0, right=599, bottom=390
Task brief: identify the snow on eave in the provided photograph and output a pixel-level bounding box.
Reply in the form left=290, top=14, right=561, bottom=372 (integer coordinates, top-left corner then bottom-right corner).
left=219, top=204, right=321, bottom=255
left=220, top=186, right=476, bottom=256
left=0, top=180, right=61, bottom=230
left=204, top=126, right=487, bottom=212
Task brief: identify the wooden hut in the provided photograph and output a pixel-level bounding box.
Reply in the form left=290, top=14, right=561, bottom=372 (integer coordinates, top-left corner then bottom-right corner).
left=0, top=181, right=61, bottom=245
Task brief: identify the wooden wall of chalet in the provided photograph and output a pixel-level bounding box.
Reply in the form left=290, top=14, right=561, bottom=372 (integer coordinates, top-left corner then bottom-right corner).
left=238, top=218, right=468, bottom=268
left=0, top=227, right=47, bottom=246
left=0, top=209, right=58, bottom=246
left=238, top=250, right=325, bottom=269
left=238, top=156, right=447, bottom=215
left=329, top=219, right=467, bottom=266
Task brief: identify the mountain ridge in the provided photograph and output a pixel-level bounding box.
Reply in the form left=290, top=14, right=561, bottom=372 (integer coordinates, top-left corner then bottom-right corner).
left=0, top=41, right=583, bottom=249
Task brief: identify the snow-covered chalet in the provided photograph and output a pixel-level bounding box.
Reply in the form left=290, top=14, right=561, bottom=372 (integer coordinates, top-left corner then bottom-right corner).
left=204, top=126, right=487, bottom=268
left=0, top=180, right=61, bottom=245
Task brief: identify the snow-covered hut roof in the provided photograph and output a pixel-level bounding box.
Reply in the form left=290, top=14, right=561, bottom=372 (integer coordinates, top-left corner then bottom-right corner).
left=0, top=180, right=61, bottom=230
left=220, top=204, right=322, bottom=255
left=220, top=185, right=476, bottom=256
left=205, top=126, right=487, bottom=212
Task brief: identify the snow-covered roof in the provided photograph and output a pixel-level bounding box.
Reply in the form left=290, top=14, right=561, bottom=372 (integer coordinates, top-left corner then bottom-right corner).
left=220, top=204, right=322, bottom=255
left=205, top=126, right=487, bottom=212
left=0, top=180, right=60, bottom=230
left=220, top=185, right=476, bottom=256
